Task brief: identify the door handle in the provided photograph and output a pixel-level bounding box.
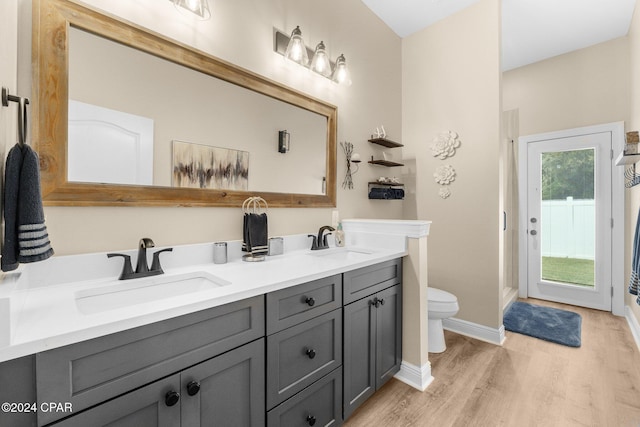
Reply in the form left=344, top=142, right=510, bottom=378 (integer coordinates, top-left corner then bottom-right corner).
left=530, top=230, right=537, bottom=236
left=530, top=218, right=537, bottom=223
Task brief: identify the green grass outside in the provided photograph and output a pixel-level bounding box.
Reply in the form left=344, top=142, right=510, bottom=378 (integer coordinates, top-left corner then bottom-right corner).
left=542, top=257, right=594, bottom=287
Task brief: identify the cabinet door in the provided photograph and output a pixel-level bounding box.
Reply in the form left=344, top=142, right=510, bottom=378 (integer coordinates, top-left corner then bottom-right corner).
left=53, top=374, right=181, bottom=427
left=181, top=339, right=265, bottom=427
left=375, top=285, right=402, bottom=389
left=342, top=296, right=376, bottom=420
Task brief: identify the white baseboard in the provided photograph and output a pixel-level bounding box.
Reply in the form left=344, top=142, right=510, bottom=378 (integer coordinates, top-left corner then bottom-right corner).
left=625, top=305, right=640, bottom=352
left=394, top=361, right=433, bottom=392
left=443, top=317, right=506, bottom=346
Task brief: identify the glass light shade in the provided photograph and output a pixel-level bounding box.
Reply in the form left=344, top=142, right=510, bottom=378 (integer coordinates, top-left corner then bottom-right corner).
left=284, top=26, right=309, bottom=66
left=170, top=0, right=211, bottom=20
left=310, top=41, right=332, bottom=77
left=331, top=54, right=351, bottom=86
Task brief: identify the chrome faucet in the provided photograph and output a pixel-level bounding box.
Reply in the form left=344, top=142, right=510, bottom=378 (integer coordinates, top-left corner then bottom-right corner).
left=308, top=225, right=335, bottom=250
left=108, top=238, right=173, bottom=280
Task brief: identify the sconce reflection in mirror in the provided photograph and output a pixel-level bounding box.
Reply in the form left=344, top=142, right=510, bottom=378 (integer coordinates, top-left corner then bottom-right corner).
left=169, top=0, right=211, bottom=20
left=340, top=141, right=360, bottom=190
left=278, top=130, right=290, bottom=153
left=274, top=27, right=351, bottom=85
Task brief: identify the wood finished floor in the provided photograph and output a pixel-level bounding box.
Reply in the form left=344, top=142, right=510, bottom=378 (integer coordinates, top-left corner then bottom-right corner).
left=344, top=298, right=640, bottom=427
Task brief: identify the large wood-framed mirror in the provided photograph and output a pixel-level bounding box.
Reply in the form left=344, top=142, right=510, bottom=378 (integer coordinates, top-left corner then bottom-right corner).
left=32, top=0, right=337, bottom=207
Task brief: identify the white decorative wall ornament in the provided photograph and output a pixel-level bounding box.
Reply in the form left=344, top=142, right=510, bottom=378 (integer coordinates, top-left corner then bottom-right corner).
left=434, top=164, right=456, bottom=185
left=430, top=131, right=461, bottom=159
left=439, top=187, right=451, bottom=199
left=373, top=125, right=387, bottom=139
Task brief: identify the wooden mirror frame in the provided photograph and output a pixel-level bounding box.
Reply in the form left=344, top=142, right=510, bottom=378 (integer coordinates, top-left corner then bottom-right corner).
left=32, top=0, right=337, bottom=207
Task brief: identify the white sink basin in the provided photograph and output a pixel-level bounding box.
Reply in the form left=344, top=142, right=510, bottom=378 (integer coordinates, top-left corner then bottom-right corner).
left=75, top=271, right=230, bottom=315
left=307, top=247, right=374, bottom=261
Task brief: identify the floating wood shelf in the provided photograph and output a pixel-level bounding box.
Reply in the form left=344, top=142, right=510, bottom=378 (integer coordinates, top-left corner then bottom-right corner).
left=368, top=160, right=404, bottom=167
left=368, top=182, right=404, bottom=186
left=615, top=151, right=640, bottom=166
left=368, top=137, right=403, bottom=148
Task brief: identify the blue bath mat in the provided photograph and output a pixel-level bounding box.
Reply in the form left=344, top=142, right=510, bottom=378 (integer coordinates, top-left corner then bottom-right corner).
left=504, top=301, right=581, bottom=347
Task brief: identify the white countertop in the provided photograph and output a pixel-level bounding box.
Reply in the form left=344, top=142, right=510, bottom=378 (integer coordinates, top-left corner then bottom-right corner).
left=0, top=221, right=431, bottom=363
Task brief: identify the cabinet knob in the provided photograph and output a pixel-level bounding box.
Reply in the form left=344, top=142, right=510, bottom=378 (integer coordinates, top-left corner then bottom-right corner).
left=371, top=297, right=381, bottom=308
left=305, top=297, right=315, bottom=307
left=379, top=298, right=385, bottom=306
left=165, top=390, right=180, bottom=407
left=305, top=348, right=317, bottom=359
left=186, top=380, right=201, bottom=396
left=306, top=414, right=317, bottom=426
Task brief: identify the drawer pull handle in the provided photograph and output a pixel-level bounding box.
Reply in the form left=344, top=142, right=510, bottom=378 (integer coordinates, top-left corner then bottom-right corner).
left=186, top=381, right=201, bottom=396
left=305, top=348, right=317, bottom=359
left=307, top=414, right=317, bottom=426
left=165, top=391, right=180, bottom=407
left=305, top=297, right=316, bottom=307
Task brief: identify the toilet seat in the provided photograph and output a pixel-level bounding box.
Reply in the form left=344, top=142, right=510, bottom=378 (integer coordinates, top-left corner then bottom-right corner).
left=428, top=287, right=458, bottom=313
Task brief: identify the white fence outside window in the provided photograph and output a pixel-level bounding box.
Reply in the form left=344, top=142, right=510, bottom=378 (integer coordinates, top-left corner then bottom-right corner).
left=541, top=197, right=595, bottom=260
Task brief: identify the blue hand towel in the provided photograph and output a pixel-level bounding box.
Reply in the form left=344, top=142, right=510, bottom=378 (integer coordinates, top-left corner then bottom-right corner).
left=2, top=144, right=54, bottom=271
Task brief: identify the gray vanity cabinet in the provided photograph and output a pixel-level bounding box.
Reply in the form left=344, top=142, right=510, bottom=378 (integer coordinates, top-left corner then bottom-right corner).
left=36, top=295, right=265, bottom=426
left=51, top=338, right=265, bottom=427
left=343, top=260, right=402, bottom=420
left=266, top=275, right=344, bottom=426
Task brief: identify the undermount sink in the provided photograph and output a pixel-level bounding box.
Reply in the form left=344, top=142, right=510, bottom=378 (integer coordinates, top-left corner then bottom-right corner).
left=307, top=247, right=374, bottom=261
left=75, top=271, right=231, bottom=315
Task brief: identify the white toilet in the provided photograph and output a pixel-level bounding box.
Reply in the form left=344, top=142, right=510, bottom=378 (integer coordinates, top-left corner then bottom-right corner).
left=427, top=287, right=459, bottom=353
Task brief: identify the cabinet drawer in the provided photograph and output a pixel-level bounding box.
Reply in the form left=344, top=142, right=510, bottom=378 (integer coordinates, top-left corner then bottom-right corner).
left=343, top=258, right=402, bottom=304
left=36, top=295, right=264, bottom=426
left=267, top=367, right=342, bottom=427
left=266, top=309, right=342, bottom=409
left=266, top=274, right=342, bottom=334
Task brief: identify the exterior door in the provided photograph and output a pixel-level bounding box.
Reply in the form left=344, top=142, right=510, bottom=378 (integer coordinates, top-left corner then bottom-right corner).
left=525, top=131, right=612, bottom=311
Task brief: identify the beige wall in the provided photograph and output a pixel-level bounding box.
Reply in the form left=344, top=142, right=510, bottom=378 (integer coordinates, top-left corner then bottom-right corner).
left=0, top=0, right=17, bottom=227
left=13, top=0, right=404, bottom=255
left=503, top=37, right=630, bottom=137
left=628, top=1, right=640, bottom=322
left=402, top=0, right=503, bottom=329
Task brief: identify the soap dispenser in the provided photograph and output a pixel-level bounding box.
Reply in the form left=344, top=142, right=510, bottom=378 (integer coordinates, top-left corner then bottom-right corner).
left=335, top=222, right=345, bottom=247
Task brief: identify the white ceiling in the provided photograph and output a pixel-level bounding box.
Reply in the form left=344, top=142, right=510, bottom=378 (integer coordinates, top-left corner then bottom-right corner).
left=361, top=0, right=637, bottom=71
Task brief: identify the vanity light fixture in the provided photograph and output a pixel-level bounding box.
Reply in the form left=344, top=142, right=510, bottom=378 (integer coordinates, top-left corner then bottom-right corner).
left=284, top=26, right=309, bottom=66
left=169, top=0, right=211, bottom=20
left=274, top=27, right=351, bottom=85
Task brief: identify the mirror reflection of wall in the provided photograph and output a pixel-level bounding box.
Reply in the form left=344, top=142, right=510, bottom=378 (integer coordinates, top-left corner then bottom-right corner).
left=68, top=27, right=328, bottom=195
